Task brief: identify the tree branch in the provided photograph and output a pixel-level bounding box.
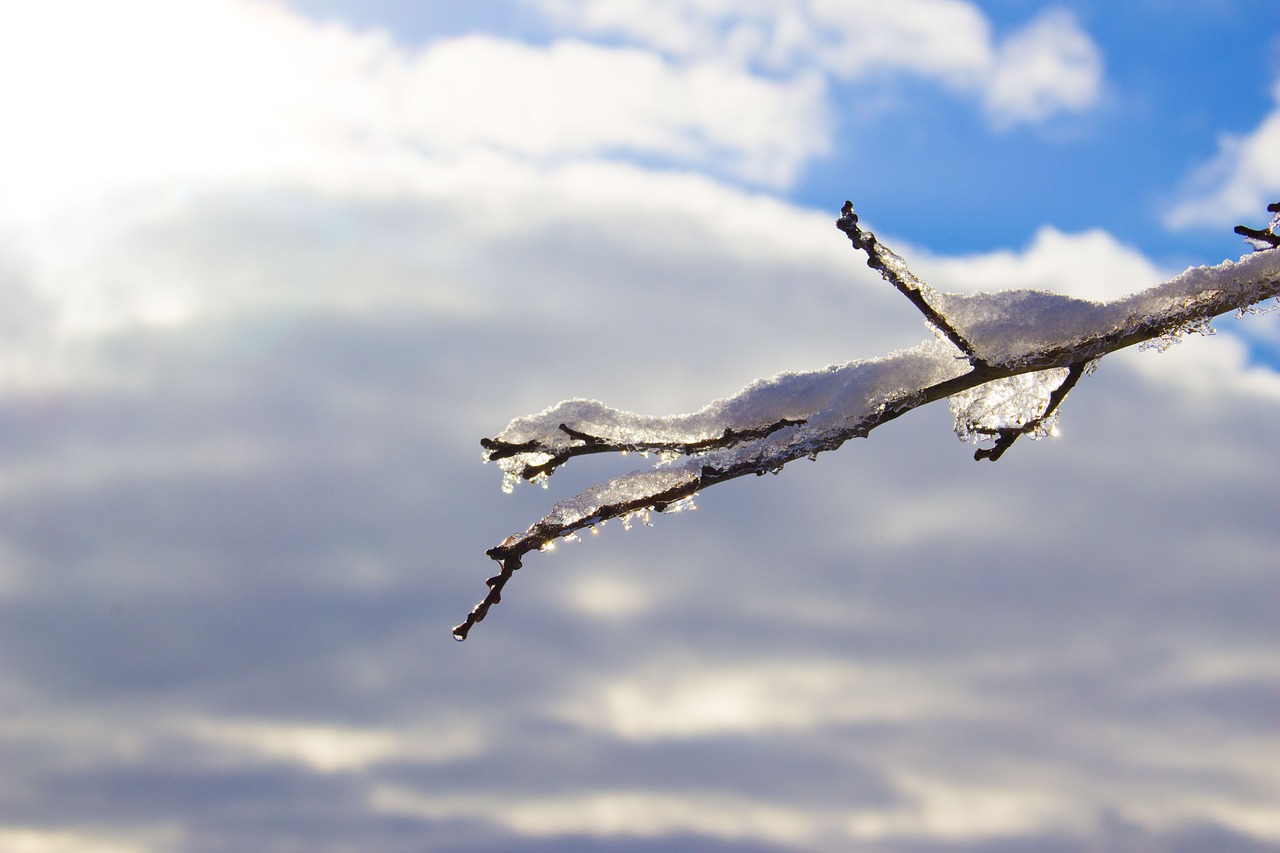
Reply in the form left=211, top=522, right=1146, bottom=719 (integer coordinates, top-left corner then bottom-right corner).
left=481, top=417, right=806, bottom=483
left=836, top=201, right=986, bottom=365
left=455, top=202, right=1280, bottom=640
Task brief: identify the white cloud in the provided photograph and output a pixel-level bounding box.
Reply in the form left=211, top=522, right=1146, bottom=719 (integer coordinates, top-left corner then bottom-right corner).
left=1165, top=78, right=1280, bottom=229
left=553, top=658, right=979, bottom=739
left=982, top=9, right=1105, bottom=127
left=402, top=35, right=829, bottom=186
left=911, top=225, right=1168, bottom=301
left=527, top=0, right=1104, bottom=127
left=808, top=0, right=993, bottom=87
left=0, top=0, right=391, bottom=220
left=371, top=787, right=825, bottom=848
left=0, top=828, right=176, bottom=853
left=186, top=717, right=482, bottom=772
left=0, top=0, right=830, bottom=225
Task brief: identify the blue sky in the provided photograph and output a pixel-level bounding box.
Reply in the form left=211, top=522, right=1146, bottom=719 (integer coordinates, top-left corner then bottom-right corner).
left=0, top=2, right=1277, bottom=851
left=281, top=0, right=1280, bottom=260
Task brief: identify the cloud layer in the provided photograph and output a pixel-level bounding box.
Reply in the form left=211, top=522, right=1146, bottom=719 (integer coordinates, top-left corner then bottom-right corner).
left=0, top=2, right=1276, bottom=851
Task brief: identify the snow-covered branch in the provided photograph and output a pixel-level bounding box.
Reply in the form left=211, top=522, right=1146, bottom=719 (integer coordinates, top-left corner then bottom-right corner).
left=454, top=203, right=1280, bottom=640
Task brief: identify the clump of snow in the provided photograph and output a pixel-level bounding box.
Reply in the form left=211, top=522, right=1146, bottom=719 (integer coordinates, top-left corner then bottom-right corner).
left=929, top=288, right=1104, bottom=366
left=927, top=248, right=1280, bottom=367
left=488, top=339, right=971, bottom=490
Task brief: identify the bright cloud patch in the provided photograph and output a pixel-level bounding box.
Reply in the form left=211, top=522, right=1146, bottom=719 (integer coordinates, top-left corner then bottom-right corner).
left=528, top=0, right=1104, bottom=127
left=982, top=9, right=1105, bottom=127
left=0, top=0, right=829, bottom=223
left=407, top=35, right=829, bottom=186
left=1166, top=78, right=1280, bottom=229
left=912, top=226, right=1168, bottom=302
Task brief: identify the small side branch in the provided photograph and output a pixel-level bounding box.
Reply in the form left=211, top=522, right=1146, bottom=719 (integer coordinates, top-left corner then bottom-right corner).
left=452, top=475, right=700, bottom=640
left=1234, top=202, right=1280, bottom=249
left=836, top=201, right=986, bottom=366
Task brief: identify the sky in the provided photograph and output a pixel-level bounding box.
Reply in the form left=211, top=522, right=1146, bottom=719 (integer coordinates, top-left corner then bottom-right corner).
left=0, top=1, right=1277, bottom=851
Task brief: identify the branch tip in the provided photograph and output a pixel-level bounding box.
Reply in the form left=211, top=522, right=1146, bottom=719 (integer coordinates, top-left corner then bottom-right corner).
left=1236, top=203, right=1280, bottom=249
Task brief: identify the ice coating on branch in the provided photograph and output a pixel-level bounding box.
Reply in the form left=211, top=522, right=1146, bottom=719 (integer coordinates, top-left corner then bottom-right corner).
left=541, top=468, right=698, bottom=530
left=926, top=248, right=1280, bottom=367
left=486, top=338, right=970, bottom=489
left=949, top=368, right=1069, bottom=444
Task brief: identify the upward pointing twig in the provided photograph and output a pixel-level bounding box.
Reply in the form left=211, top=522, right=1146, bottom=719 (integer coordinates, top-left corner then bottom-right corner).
left=836, top=201, right=986, bottom=366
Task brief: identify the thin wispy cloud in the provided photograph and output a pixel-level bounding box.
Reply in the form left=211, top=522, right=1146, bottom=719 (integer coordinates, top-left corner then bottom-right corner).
left=1165, top=78, right=1280, bottom=229
left=527, top=0, right=1104, bottom=127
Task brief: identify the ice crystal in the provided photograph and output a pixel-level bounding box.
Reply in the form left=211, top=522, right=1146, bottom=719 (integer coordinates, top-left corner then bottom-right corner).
left=1138, top=317, right=1215, bottom=353
left=949, top=368, right=1070, bottom=444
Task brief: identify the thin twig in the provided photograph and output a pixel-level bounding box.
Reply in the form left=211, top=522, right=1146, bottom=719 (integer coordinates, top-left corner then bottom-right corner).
left=836, top=201, right=986, bottom=366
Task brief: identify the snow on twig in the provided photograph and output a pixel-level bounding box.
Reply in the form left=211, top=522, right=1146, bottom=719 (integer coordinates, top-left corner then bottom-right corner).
left=453, top=203, right=1280, bottom=640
